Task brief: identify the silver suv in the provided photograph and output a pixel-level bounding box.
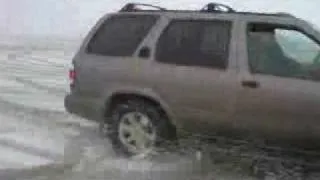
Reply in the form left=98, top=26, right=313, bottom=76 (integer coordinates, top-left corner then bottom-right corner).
left=64, top=3, right=320, bottom=156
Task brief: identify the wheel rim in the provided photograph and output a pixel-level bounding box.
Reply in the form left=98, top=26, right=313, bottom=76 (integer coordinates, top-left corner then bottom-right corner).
left=118, top=112, right=156, bottom=154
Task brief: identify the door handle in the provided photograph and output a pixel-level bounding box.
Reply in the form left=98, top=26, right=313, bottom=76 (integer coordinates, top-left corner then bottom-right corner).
left=242, top=80, right=260, bottom=88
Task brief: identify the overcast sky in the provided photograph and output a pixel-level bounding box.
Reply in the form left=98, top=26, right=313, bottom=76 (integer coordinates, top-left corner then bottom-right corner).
left=0, top=0, right=319, bottom=38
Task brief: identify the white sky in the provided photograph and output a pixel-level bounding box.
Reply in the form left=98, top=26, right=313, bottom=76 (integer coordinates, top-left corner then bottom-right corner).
left=0, top=0, right=319, bottom=38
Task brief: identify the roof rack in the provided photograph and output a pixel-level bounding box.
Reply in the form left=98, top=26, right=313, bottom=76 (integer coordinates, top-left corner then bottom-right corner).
left=119, top=2, right=235, bottom=13
left=119, top=3, right=166, bottom=12
left=275, top=12, right=296, bottom=17
left=200, top=3, right=236, bottom=13
left=118, top=2, right=296, bottom=18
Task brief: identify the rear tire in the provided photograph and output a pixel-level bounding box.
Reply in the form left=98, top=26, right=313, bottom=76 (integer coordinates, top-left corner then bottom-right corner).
left=101, top=99, right=176, bottom=157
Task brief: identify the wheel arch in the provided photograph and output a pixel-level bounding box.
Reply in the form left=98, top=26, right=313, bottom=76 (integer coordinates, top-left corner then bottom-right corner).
left=102, top=88, right=177, bottom=128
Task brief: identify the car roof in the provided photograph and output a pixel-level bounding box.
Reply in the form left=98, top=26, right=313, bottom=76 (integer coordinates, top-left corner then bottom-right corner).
left=120, top=11, right=296, bottom=20
left=103, top=3, right=300, bottom=24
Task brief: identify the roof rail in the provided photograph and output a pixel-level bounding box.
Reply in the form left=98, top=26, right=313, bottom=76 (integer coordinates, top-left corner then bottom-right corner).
left=119, top=3, right=166, bottom=12
left=275, top=12, right=296, bottom=17
left=200, top=3, right=236, bottom=13
left=118, top=2, right=298, bottom=18
left=119, top=2, right=236, bottom=13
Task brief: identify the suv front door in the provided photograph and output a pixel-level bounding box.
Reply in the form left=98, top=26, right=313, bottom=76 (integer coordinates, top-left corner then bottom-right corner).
left=236, top=21, right=320, bottom=148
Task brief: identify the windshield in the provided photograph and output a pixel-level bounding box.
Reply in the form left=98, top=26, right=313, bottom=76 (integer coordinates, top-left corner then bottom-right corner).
left=1, top=1, right=320, bottom=180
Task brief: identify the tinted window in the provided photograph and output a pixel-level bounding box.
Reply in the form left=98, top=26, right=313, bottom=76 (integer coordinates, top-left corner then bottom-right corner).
left=87, top=15, right=158, bottom=56
left=247, top=23, right=320, bottom=81
left=156, top=20, right=231, bottom=69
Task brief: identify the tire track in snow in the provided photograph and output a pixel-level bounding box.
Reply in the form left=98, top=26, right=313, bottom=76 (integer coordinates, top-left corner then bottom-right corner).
left=13, top=76, right=67, bottom=97
left=0, top=139, right=63, bottom=161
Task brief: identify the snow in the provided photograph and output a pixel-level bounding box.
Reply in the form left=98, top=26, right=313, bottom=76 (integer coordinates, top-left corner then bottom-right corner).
left=0, top=106, right=66, bottom=169
left=0, top=47, right=78, bottom=170
left=0, top=146, right=52, bottom=169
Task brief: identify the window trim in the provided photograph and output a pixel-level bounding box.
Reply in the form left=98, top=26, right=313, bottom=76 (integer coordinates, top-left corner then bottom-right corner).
left=155, top=19, right=233, bottom=70
left=247, top=23, right=320, bottom=46
left=85, top=14, right=160, bottom=57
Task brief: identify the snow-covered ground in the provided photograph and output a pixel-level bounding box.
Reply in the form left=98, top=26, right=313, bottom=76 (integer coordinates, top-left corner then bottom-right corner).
left=0, top=43, right=318, bottom=180
left=0, top=47, right=94, bottom=169
left=0, top=45, right=251, bottom=180
left=0, top=46, right=208, bottom=180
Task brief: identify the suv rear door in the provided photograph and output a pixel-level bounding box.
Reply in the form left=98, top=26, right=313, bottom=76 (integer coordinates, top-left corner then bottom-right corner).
left=73, top=14, right=160, bottom=96
left=235, top=19, right=320, bottom=147
left=142, top=16, right=240, bottom=136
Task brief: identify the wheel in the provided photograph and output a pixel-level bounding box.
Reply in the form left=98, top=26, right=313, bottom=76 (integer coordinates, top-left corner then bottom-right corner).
left=101, top=99, right=176, bottom=157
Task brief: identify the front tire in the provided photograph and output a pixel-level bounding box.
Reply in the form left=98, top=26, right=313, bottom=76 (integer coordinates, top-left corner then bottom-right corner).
left=102, top=99, right=175, bottom=157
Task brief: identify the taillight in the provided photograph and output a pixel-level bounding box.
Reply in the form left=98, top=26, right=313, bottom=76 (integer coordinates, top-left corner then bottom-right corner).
left=69, top=66, right=76, bottom=89
left=69, top=69, right=76, bottom=82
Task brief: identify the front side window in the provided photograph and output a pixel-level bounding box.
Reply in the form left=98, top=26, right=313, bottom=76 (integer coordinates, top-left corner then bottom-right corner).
left=276, top=29, right=320, bottom=65
left=247, top=23, right=320, bottom=81
left=87, top=15, right=158, bottom=57
left=156, top=20, right=232, bottom=69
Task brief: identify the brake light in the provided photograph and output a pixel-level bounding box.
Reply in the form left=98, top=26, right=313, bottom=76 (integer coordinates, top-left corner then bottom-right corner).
left=69, top=67, right=76, bottom=88
left=69, top=69, right=76, bottom=82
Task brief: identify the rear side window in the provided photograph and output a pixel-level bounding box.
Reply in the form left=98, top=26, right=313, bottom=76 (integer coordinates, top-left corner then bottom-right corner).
left=87, top=15, right=158, bottom=57
left=156, top=20, right=232, bottom=69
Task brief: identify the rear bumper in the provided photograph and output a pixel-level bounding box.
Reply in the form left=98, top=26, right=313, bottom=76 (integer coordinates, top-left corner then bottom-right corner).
left=64, top=93, right=103, bottom=122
